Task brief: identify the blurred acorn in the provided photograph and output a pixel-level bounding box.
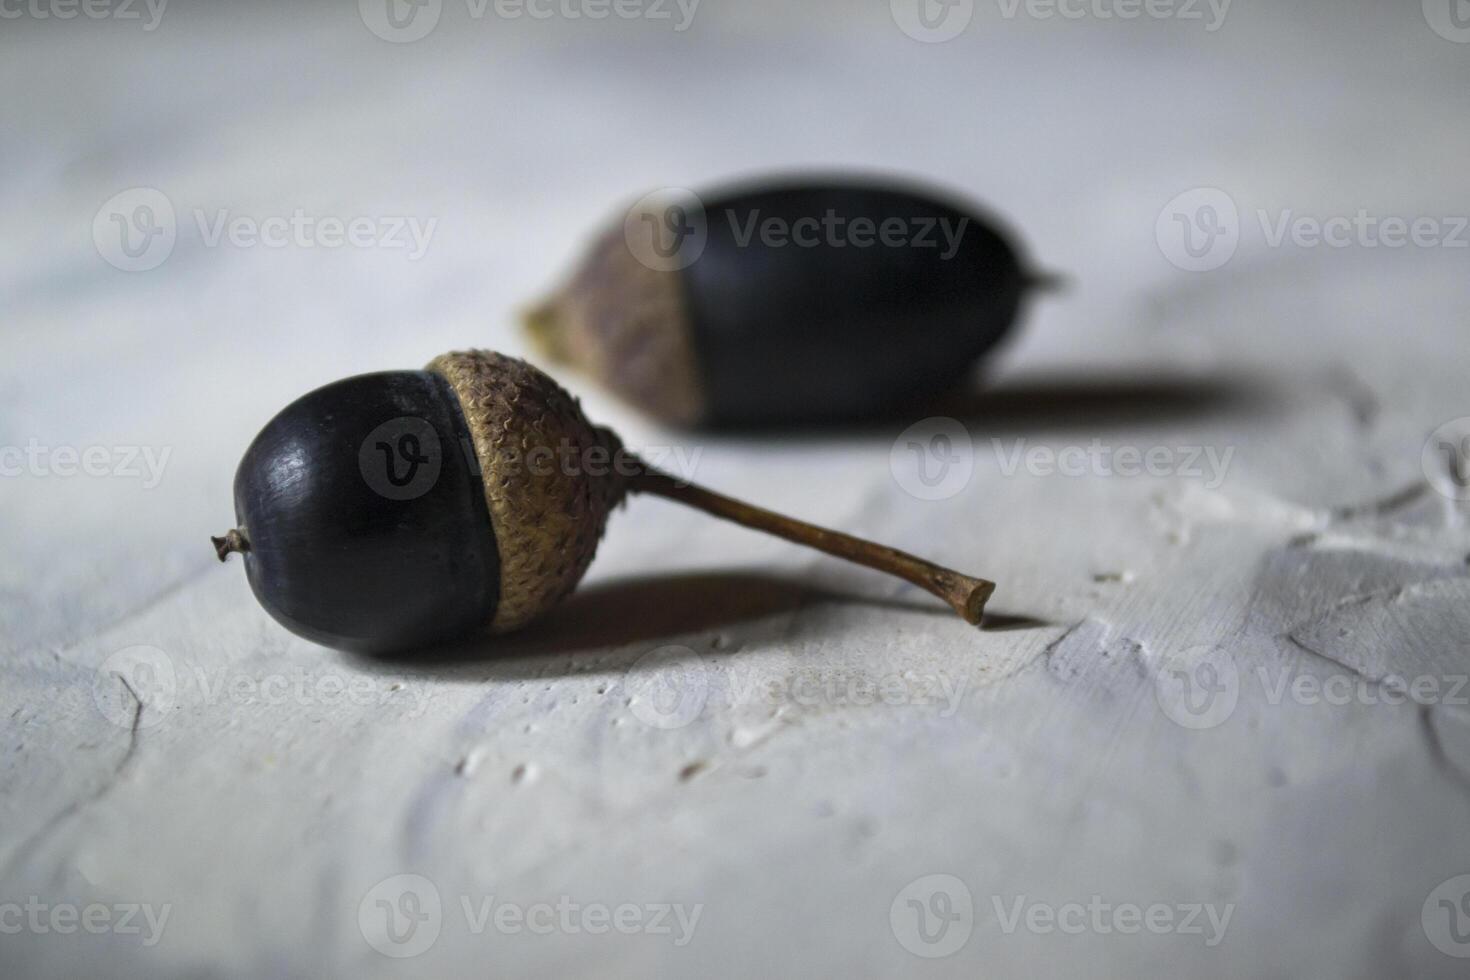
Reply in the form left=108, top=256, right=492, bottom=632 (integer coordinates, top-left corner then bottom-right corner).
left=216, top=350, right=996, bottom=655
left=524, top=176, right=1056, bottom=428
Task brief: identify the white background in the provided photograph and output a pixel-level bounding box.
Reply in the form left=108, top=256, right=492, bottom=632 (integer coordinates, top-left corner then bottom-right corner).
left=3, top=1, right=1470, bottom=976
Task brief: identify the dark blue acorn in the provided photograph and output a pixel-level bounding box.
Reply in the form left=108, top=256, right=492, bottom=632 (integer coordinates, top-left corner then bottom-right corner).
left=216, top=351, right=997, bottom=655
left=525, top=176, right=1052, bottom=427
left=218, top=370, right=499, bottom=654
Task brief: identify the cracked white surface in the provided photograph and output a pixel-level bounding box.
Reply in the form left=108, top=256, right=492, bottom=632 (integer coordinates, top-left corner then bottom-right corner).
left=4, top=2, right=1470, bottom=977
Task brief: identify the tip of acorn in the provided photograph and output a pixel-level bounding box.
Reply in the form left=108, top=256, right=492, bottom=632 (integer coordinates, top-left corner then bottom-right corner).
left=212, top=528, right=249, bottom=562
left=1023, top=269, right=1070, bottom=294
left=522, top=300, right=571, bottom=364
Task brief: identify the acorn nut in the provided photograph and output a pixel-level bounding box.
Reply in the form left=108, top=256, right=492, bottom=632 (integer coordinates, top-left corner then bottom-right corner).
left=524, top=176, right=1056, bottom=428
left=215, top=350, right=996, bottom=655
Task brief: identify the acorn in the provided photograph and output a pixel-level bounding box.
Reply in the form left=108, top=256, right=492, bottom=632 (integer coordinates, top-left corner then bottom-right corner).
left=524, top=176, right=1054, bottom=428
left=214, top=350, right=996, bottom=655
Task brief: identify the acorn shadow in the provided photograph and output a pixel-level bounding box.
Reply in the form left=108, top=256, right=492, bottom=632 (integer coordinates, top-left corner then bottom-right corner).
left=700, top=370, right=1272, bottom=439
left=935, top=371, right=1271, bottom=433
left=346, top=569, right=1050, bottom=679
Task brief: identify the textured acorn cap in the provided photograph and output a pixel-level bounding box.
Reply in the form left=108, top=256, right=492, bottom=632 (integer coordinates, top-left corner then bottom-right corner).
left=524, top=226, right=706, bottom=427
left=427, top=350, right=628, bottom=633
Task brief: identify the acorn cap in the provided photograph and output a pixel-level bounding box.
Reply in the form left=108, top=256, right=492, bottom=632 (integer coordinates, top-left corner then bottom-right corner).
left=523, top=226, right=707, bottom=427
left=427, top=350, right=628, bottom=633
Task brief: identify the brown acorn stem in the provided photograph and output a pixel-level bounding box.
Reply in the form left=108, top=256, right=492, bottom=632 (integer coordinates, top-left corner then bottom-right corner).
left=627, top=468, right=995, bottom=625
left=211, top=527, right=249, bottom=562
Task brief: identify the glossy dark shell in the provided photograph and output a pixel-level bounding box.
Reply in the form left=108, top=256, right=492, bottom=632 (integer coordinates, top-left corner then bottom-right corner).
left=232, top=371, right=499, bottom=655
left=680, top=180, right=1027, bottom=426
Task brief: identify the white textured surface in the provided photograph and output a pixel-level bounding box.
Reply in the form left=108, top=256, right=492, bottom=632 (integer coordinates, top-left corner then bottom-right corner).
left=4, top=2, right=1470, bottom=977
